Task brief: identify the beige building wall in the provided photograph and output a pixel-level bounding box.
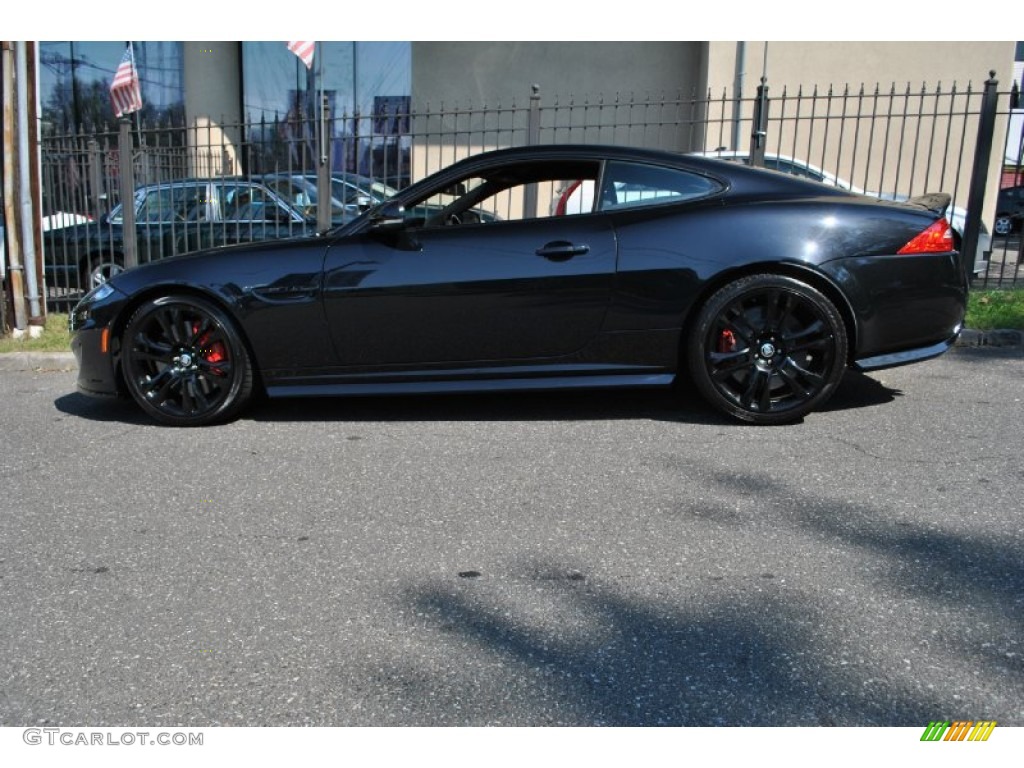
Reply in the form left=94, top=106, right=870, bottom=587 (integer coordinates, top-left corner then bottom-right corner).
left=183, top=42, right=242, bottom=176
left=707, top=42, right=1013, bottom=96
left=705, top=42, right=1015, bottom=222
left=409, top=42, right=708, bottom=181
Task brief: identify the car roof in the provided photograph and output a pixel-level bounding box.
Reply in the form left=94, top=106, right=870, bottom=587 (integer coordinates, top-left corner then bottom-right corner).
left=413, top=143, right=854, bottom=200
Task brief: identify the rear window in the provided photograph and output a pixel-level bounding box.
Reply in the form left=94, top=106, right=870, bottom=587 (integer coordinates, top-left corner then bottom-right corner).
left=598, top=161, right=722, bottom=211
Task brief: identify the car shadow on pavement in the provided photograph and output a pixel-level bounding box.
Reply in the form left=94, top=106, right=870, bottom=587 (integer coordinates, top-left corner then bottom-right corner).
left=53, top=392, right=154, bottom=425
left=245, top=370, right=900, bottom=425
left=52, top=370, right=901, bottom=426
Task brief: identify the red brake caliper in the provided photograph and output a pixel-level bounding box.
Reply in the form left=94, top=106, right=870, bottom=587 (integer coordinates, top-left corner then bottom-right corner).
left=717, top=329, right=737, bottom=353
left=192, top=322, right=227, bottom=375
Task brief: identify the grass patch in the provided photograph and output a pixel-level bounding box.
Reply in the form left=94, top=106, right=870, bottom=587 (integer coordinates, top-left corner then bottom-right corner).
left=0, top=313, right=71, bottom=353
left=966, top=289, right=1024, bottom=330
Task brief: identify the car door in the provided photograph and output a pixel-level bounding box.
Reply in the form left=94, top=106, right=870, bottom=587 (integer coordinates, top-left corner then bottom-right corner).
left=321, top=159, right=616, bottom=367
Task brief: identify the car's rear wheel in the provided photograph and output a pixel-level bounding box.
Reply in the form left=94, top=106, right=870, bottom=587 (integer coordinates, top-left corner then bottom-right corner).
left=121, top=295, right=254, bottom=426
left=687, top=274, right=848, bottom=425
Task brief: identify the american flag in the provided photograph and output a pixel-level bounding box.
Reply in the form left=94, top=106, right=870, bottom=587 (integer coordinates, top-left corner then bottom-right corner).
left=287, top=41, right=315, bottom=70
left=110, top=45, right=142, bottom=118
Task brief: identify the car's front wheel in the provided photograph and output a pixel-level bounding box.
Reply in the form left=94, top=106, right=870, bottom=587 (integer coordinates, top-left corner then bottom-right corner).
left=687, top=274, right=848, bottom=425
left=121, top=295, right=254, bottom=426
left=993, top=215, right=1014, bottom=236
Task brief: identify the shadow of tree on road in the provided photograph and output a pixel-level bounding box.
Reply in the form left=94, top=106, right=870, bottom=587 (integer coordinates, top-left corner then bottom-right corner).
left=391, top=462, right=1021, bottom=726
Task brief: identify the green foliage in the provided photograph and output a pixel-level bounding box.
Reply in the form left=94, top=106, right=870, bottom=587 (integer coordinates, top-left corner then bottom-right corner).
left=0, top=313, right=71, bottom=353
left=966, top=289, right=1024, bottom=330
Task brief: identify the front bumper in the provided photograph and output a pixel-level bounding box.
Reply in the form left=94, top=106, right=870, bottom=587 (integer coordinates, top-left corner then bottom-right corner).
left=69, top=284, right=128, bottom=398
left=70, top=326, right=121, bottom=397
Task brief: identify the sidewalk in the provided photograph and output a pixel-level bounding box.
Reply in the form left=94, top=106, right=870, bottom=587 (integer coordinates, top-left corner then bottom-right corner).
left=1, top=330, right=1020, bottom=373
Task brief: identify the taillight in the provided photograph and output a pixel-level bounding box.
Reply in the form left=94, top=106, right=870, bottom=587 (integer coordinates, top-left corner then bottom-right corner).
left=897, top=218, right=954, bottom=254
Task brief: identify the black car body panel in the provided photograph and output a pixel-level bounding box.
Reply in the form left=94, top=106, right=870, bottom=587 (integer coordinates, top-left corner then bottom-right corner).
left=70, top=144, right=967, bottom=425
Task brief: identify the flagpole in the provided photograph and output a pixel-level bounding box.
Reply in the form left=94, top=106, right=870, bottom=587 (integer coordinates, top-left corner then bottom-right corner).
left=129, top=41, right=143, bottom=143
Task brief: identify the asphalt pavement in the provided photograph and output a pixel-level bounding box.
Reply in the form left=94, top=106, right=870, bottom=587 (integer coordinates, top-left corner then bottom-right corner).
left=0, top=346, right=1021, bottom=726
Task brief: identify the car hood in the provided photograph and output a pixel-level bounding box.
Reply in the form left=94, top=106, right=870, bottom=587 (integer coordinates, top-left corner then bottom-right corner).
left=107, top=232, right=325, bottom=295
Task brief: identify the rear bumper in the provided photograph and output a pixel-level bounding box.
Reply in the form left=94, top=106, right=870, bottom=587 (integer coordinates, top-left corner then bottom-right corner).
left=853, top=330, right=960, bottom=371
left=820, top=250, right=966, bottom=365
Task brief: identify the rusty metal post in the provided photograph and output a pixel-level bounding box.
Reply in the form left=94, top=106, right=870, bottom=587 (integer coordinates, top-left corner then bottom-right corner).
left=118, top=118, right=137, bottom=269
left=317, top=94, right=332, bottom=233
left=3, top=41, right=27, bottom=331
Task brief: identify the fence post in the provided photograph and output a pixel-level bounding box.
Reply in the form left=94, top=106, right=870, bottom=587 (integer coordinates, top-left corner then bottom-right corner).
left=87, top=138, right=104, bottom=220
left=749, top=76, right=769, bottom=167
left=317, top=94, right=333, bottom=233
left=118, top=118, right=137, bottom=270
left=523, top=84, right=541, bottom=219
left=961, top=70, right=999, bottom=286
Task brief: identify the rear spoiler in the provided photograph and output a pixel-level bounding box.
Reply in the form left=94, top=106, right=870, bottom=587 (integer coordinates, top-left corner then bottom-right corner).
left=904, top=193, right=951, bottom=217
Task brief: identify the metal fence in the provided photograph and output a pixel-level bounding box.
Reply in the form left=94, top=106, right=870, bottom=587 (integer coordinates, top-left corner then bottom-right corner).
left=38, top=74, right=1024, bottom=312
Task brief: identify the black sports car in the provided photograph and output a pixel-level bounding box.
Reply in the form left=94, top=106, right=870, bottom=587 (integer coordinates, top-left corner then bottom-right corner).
left=69, top=144, right=967, bottom=426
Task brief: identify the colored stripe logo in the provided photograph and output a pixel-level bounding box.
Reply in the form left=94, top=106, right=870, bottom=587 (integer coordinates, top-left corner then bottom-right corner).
left=920, top=721, right=997, bottom=741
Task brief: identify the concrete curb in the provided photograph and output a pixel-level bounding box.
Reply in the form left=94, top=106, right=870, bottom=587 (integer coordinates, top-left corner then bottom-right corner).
left=0, top=328, right=1020, bottom=373
left=954, top=329, right=1024, bottom=347
left=0, top=351, right=76, bottom=372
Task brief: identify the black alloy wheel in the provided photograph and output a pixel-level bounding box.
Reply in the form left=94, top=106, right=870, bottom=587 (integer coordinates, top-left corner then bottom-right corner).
left=122, top=295, right=254, bottom=426
left=688, top=274, right=848, bottom=425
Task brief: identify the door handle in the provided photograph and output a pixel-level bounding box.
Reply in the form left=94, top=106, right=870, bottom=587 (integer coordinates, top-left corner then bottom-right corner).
left=536, top=241, right=590, bottom=261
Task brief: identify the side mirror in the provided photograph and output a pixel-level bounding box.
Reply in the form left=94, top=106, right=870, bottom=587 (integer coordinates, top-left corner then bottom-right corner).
left=370, top=201, right=407, bottom=231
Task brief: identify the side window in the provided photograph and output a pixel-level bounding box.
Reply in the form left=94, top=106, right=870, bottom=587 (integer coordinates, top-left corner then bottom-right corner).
left=223, top=185, right=283, bottom=222
left=598, top=162, right=722, bottom=211
left=407, top=160, right=601, bottom=227
left=135, top=186, right=208, bottom=223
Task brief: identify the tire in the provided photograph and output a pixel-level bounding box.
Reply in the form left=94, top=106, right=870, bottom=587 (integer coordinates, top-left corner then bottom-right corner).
left=84, top=254, right=125, bottom=290
left=687, top=274, right=848, bottom=425
left=121, top=295, right=254, bottom=426
left=993, top=215, right=1013, bottom=236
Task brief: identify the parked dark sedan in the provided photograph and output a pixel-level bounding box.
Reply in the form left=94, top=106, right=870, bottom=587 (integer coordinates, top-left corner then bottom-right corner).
left=70, top=144, right=967, bottom=426
left=994, top=184, right=1024, bottom=236
left=45, top=178, right=315, bottom=291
